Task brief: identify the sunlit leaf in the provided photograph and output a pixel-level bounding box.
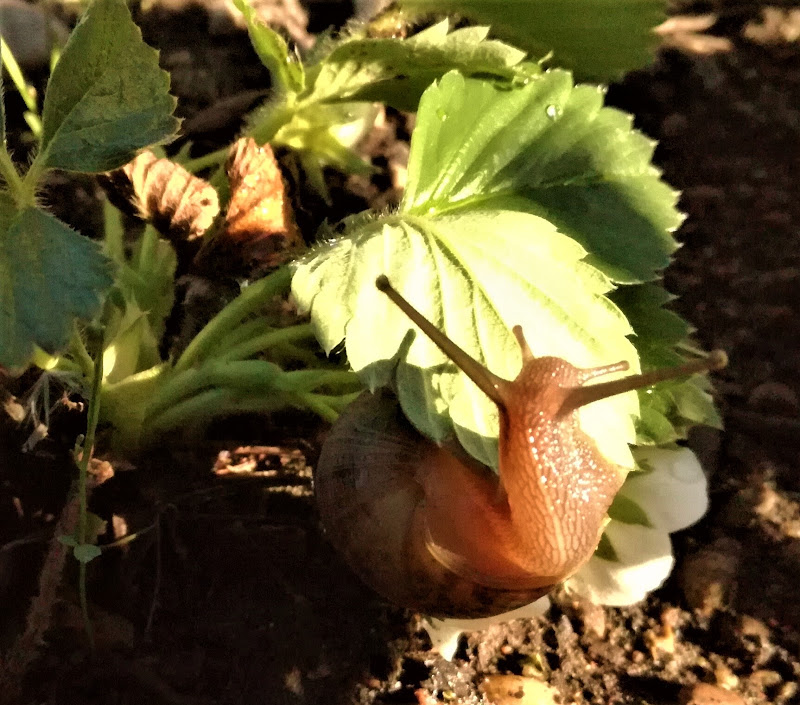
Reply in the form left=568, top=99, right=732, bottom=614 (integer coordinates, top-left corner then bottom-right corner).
left=40, top=0, right=178, bottom=172
left=294, top=209, right=639, bottom=470
left=304, top=19, right=536, bottom=111
left=403, top=71, right=680, bottom=283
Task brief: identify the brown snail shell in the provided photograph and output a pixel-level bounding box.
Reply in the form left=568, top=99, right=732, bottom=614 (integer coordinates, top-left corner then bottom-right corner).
left=315, top=389, right=552, bottom=618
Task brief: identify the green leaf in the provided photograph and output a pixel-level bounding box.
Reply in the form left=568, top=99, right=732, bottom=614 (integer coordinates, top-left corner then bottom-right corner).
left=397, top=0, right=666, bottom=82
left=304, top=19, right=536, bottom=111
left=40, top=0, right=179, bottom=172
left=294, top=209, right=639, bottom=470
left=233, top=0, right=304, bottom=95
left=1, top=65, right=5, bottom=146
left=611, top=283, right=722, bottom=437
left=610, top=284, right=690, bottom=351
left=594, top=532, right=618, bottom=562
left=0, top=203, right=114, bottom=366
left=402, top=70, right=680, bottom=283
left=608, top=492, right=652, bottom=527
left=102, top=295, right=161, bottom=384
left=73, top=543, right=102, bottom=563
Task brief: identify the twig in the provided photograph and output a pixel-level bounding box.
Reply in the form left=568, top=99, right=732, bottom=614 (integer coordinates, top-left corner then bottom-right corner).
left=0, top=484, right=80, bottom=703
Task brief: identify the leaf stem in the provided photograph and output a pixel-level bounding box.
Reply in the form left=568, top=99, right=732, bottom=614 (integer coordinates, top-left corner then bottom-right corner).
left=181, top=146, right=228, bottom=174
left=216, top=323, right=316, bottom=362
left=173, top=267, right=292, bottom=373
left=75, top=326, right=104, bottom=650
left=0, top=146, right=24, bottom=199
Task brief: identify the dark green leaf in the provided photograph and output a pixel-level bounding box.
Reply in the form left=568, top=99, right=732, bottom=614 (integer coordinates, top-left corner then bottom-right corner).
left=402, top=71, right=680, bottom=283
left=0, top=204, right=114, bottom=366
left=636, top=405, right=678, bottom=445
left=610, top=283, right=691, bottom=351
left=397, top=0, right=665, bottom=82
left=40, top=0, right=179, bottom=172
left=595, top=532, right=618, bottom=562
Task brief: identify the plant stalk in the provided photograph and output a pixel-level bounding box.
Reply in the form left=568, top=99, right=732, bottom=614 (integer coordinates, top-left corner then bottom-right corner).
left=75, top=327, right=105, bottom=650
left=173, top=266, right=292, bottom=373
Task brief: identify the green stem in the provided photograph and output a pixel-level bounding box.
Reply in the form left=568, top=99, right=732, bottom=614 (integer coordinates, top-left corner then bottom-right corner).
left=70, top=324, right=95, bottom=381
left=103, top=199, right=126, bottom=264
left=181, top=147, right=228, bottom=174
left=135, top=225, right=159, bottom=271
left=146, top=360, right=285, bottom=419
left=0, top=37, right=41, bottom=130
left=148, top=359, right=360, bottom=423
left=222, top=318, right=277, bottom=351
left=145, top=387, right=360, bottom=439
left=216, top=323, right=316, bottom=362
left=76, top=327, right=104, bottom=651
left=0, top=146, right=24, bottom=199
left=173, top=267, right=292, bottom=373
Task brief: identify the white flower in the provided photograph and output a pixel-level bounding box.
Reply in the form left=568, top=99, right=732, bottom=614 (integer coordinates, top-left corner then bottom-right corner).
left=424, top=447, right=708, bottom=657
left=566, top=446, right=708, bottom=605
left=423, top=598, right=551, bottom=661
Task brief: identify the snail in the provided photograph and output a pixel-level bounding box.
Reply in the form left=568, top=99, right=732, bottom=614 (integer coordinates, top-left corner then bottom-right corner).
left=315, top=275, right=727, bottom=618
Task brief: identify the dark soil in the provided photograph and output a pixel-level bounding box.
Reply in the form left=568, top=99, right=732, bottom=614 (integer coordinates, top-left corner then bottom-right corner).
left=2, top=2, right=800, bottom=704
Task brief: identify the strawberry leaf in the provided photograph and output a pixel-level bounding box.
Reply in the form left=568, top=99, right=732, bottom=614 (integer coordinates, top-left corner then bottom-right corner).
left=294, top=71, right=687, bottom=471
left=304, top=19, right=536, bottom=111
left=233, top=0, right=304, bottom=95
left=40, top=0, right=179, bottom=172
left=397, top=0, right=666, bottom=81
left=294, top=209, right=639, bottom=471
left=0, top=201, right=113, bottom=366
left=403, top=70, right=680, bottom=284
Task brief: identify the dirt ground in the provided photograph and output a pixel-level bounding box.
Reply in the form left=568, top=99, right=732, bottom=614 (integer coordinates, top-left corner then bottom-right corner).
left=1, top=1, right=800, bottom=704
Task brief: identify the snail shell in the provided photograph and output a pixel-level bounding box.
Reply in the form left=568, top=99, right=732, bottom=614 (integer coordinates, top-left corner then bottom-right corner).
left=315, top=389, right=552, bottom=618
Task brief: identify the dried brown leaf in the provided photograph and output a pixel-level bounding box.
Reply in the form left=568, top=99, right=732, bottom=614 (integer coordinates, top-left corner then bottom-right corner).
left=209, top=137, right=304, bottom=272
left=100, top=151, right=220, bottom=242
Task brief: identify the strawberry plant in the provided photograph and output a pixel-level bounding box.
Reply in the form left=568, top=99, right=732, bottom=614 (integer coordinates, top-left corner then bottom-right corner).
left=1, top=0, right=723, bottom=664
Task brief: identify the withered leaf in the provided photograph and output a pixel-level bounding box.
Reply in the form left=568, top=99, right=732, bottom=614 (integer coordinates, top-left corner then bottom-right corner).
left=217, top=137, right=304, bottom=270
left=100, top=151, right=220, bottom=242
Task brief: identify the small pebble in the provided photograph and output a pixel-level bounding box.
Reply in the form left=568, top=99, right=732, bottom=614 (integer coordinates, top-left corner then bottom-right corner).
left=678, top=682, right=746, bottom=705
left=748, top=669, right=781, bottom=690
left=714, top=664, right=739, bottom=690
left=747, top=382, right=800, bottom=415
left=738, top=615, right=771, bottom=643
left=680, top=539, right=740, bottom=616
left=480, top=675, right=558, bottom=705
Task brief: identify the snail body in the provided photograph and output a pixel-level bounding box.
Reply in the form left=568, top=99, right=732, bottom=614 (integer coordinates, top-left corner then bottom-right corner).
left=315, top=277, right=727, bottom=618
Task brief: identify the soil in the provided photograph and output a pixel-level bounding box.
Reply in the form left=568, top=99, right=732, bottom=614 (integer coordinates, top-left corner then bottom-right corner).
left=2, top=1, right=800, bottom=704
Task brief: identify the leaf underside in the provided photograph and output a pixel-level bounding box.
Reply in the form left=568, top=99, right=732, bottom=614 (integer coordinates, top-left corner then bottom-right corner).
left=294, top=70, right=690, bottom=471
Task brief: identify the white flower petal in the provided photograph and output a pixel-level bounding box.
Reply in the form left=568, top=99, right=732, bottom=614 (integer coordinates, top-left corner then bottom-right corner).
left=625, top=447, right=708, bottom=533
left=566, top=522, right=674, bottom=606
left=423, top=597, right=551, bottom=660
